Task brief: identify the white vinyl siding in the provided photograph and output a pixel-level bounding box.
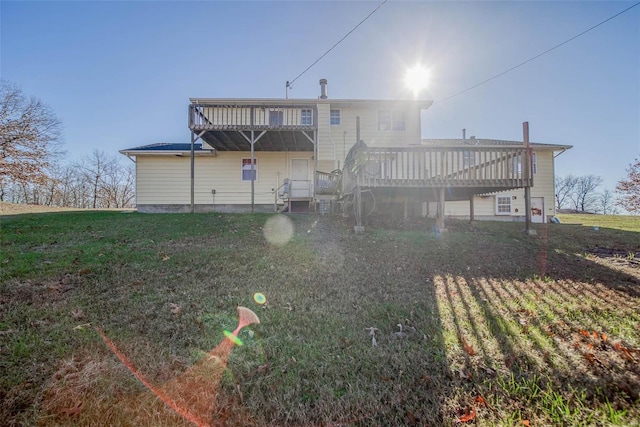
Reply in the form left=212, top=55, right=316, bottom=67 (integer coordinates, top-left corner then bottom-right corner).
left=135, top=152, right=312, bottom=206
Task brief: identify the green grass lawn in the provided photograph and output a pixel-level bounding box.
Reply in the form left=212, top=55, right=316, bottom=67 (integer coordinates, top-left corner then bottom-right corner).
left=1, top=211, right=639, bottom=426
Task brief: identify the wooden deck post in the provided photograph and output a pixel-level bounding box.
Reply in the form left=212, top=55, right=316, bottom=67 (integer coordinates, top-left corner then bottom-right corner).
left=354, top=186, right=365, bottom=234
left=469, top=195, right=475, bottom=224
left=250, top=129, right=255, bottom=213
left=190, top=131, right=195, bottom=213
left=436, top=187, right=446, bottom=232
left=523, top=122, right=535, bottom=235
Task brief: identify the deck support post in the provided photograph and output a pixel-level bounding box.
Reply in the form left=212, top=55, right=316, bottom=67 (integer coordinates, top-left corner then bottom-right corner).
left=190, top=130, right=206, bottom=213
left=404, top=194, right=408, bottom=220
left=354, top=186, right=365, bottom=234
left=523, top=122, right=536, bottom=235
left=251, top=129, right=255, bottom=213
left=436, top=187, right=446, bottom=232
left=469, top=195, right=475, bottom=225
left=238, top=129, right=266, bottom=213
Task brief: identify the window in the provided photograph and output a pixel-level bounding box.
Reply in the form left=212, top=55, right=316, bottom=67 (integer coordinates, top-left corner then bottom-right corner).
left=241, top=158, right=257, bottom=181
left=496, top=196, right=512, bottom=215
left=301, top=109, right=313, bottom=126
left=330, top=109, right=341, bottom=125
left=269, top=110, right=283, bottom=127
left=378, top=110, right=405, bottom=131
left=512, top=153, right=537, bottom=175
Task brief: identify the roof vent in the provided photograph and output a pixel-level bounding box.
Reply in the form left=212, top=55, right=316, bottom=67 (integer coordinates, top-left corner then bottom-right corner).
left=319, top=79, right=328, bottom=99
left=470, top=136, right=476, bottom=139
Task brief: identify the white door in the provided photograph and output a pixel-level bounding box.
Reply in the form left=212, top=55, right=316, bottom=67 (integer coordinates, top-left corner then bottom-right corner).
left=290, top=159, right=310, bottom=198
left=531, top=197, right=544, bottom=223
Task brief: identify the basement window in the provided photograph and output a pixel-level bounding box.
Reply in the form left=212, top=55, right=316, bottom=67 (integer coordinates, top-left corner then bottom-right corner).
left=378, top=110, right=405, bottom=131
left=241, top=158, right=257, bottom=182
left=496, top=196, right=512, bottom=215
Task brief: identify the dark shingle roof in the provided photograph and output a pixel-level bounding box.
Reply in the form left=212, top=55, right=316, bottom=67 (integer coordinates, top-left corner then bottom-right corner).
left=119, top=142, right=218, bottom=156
left=120, top=142, right=212, bottom=152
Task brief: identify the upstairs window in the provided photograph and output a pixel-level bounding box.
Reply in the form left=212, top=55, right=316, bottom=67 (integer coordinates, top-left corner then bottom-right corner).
left=241, top=158, right=257, bottom=182
left=378, top=110, right=405, bottom=131
left=496, top=196, right=512, bottom=215
left=330, top=109, right=341, bottom=125
left=301, top=109, right=313, bottom=126
left=512, top=153, right=537, bottom=175
left=269, top=110, right=283, bottom=127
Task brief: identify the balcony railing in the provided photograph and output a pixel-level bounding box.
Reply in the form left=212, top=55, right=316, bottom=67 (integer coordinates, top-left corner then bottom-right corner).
left=341, top=144, right=534, bottom=193
left=189, top=104, right=317, bottom=131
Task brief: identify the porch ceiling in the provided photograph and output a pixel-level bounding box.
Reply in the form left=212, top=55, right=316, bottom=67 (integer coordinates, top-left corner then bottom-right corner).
left=201, top=130, right=314, bottom=152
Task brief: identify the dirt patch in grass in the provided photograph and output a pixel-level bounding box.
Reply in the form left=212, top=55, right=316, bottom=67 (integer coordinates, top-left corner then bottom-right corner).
left=1, top=212, right=639, bottom=426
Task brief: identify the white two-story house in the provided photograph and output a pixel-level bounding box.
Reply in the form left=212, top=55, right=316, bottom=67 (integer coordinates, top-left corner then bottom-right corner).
left=120, top=79, right=570, bottom=226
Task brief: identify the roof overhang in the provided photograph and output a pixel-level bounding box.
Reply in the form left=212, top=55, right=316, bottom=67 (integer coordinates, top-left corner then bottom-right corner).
left=118, top=148, right=217, bottom=157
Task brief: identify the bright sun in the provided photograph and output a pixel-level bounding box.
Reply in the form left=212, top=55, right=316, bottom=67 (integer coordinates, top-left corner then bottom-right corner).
left=404, top=64, right=430, bottom=97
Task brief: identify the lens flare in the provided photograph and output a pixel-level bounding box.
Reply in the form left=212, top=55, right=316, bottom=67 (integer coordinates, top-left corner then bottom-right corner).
left=253, top=292, right=267, bottom=305
left=263, top=214, right=294, bottom=246
left=223, top=329, right=244, bottom=346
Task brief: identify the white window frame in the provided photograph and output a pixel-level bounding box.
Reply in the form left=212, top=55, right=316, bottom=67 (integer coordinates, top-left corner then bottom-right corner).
left=330, top=109, right=341, bottom=125
left=377, top=110, right=405, bottom=131
left=241, top=158, right=258, bottom=182
left=496, top=195, right=512, bottom=215
left=301, top=109, right=313, bottom=126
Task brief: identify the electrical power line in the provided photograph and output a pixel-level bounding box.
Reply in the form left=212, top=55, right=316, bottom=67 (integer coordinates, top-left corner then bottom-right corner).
left=287, top=0, right=388, bottom=91
left=435, top=1, right=640, bottom=105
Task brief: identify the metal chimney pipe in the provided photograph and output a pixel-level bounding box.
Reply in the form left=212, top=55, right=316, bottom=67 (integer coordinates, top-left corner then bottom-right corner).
left=319, top=79, right=328, bottom=99
left=462, top=128, right=466, bottom=140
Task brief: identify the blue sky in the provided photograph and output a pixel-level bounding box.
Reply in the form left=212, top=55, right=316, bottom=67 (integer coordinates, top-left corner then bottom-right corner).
left=2, top=1, right=639, bottom=194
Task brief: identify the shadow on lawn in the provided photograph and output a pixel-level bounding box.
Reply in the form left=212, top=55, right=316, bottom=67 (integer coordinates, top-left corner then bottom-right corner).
left=426, top=220, right=640, bottom=423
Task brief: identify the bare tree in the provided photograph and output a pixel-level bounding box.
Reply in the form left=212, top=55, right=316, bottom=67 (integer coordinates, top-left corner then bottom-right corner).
left=0, top=80, right=63, bottom=197
left=616, top=157, right=640, bottom=214
left=598, top=188, right=619, bottom=215
left=569, top=175, right=603, bottom=212
left=75, top=150, right=135, bottom=209
left=555, top=175, right=578, bottom=210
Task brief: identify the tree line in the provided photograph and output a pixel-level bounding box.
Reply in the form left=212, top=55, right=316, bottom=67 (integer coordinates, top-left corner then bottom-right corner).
left=1, top=80, right=638, bottom=214
left=1, top=80, right=135, bottom=209
left=555, top=159, right=639, bottom=215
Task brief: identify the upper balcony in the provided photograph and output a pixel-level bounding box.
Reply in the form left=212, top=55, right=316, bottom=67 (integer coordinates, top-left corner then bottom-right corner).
left=188, top=103, right=317, bottom=151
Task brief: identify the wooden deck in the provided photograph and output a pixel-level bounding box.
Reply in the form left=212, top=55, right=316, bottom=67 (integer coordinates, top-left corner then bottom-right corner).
left=335, top=144, right=533, bottom=200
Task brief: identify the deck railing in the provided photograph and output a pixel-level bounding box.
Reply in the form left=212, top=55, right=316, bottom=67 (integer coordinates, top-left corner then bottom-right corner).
left=341, top=145, right=533, bottom=193
left=189, top=104, right=317, bottom=131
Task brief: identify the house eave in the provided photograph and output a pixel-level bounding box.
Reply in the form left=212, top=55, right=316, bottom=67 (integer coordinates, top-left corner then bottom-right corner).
left=118, top=149, right=217, bottom=157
